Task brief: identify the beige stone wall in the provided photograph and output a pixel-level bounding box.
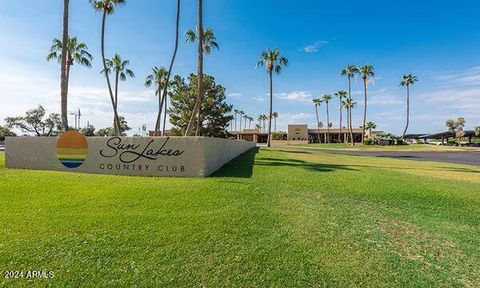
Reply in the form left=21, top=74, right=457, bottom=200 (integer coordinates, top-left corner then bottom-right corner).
left=5, top=137, right=256, bottom=178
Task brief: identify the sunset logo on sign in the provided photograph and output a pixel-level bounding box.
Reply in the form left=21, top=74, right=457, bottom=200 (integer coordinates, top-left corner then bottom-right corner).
left=56, top=131, right=88, bottom=168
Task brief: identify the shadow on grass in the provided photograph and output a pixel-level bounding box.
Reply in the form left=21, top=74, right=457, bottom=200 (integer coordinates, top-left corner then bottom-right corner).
left=210, top=147, right=259, bottom=178
left=255, top=157, right=357, bottom=173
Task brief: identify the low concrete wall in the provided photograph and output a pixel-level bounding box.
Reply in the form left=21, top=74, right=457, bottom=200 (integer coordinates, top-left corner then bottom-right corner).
left=5, top=136, right=256, bottom=177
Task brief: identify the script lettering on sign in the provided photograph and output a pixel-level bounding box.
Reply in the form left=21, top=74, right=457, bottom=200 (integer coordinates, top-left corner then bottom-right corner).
left=100, top=137, right=185, bottom=163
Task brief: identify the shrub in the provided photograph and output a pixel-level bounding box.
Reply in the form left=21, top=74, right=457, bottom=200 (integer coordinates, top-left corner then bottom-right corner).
left=364, top=138, right=374, bottom=145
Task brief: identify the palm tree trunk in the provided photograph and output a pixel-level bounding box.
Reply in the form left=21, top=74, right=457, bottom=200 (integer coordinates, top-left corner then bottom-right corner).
left=274, top=117, right=277, bottom=132
left=155, top=85, right=162, bottom=133
left=339, top=99, right=342, bottom=143
left=114, top=71, right=119, bottom=131
left=100, top=10, right=120, bottom=135
left=362, top=78, right=367, bottom=144
left=185, top=0, right=203, bottom=136
left=65, top=63, right=71, bottom=127
left=326, top=103, right=330, bottom=143
left=315, top=105, right=320, bottom=143
left=267, top=72, right=273, bottom=147
left=157, top=0, right=181, bottom=135
left=402, top=85, right=410, bottom=139
left=60, top=0, right=69, bottom=131
left=234, top=113, right=237, bottom=131
left=162, top=93, right=168, bottom=136
left=349, top=107, right=354, bottom=145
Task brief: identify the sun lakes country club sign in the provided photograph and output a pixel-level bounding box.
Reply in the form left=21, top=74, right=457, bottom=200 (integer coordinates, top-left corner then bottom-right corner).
left=6, top=131, right=256, bottom=177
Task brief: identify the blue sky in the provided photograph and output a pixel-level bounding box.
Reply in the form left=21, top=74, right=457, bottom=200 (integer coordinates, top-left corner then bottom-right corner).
left=1, top=0, right=479, bottom=135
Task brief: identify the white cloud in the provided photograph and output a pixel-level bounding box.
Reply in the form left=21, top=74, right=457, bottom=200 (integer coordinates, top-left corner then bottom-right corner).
left=275, top=91, right=312, bottom=102
left=302, top=40, right=329, bottom=53
left=227, top=93, right=242, bottom=98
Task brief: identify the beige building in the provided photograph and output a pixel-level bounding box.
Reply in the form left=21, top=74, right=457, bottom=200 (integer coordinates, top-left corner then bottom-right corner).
left=229, top=124, right=382, bottom=144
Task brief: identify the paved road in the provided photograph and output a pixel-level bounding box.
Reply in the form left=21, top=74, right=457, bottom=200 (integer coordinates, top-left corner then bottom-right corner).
left=296, top=148, right=480, bottom=167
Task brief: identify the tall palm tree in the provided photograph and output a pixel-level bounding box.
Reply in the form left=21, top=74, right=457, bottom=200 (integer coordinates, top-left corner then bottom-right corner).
left=341, top=65, right=359, bottom=140
left=102, top=54, right=134, bottom=129
left=322, top=94, right=332, bottom=143
left=48, top=36, right=93, bottom=128
left=243, top=114, right=249, bottom=130
left=185, top=0, right=207, bottom=136
left=155, top=0, right=181, bottom=136
left=248, top=116, right=253, bottom=129
left=258, top=114, right=268, bottom=132
left=400, top=74, right=418, bottom=139
left=233, top=109, right=239, bottom=131
left=239, top=111, right=245, bottom=131
left=365, top=121, right=377, bottom=137
left=312, top=98, right=322, bottom=143
left=60, top=0, right=70, bottom=130
left=145, top=66, right=169, bottom=134
left=334, top=90, right=347, bottom=143
left=272, top=112, right=279, bottom=132
left=359, top=65, right=375, bottom=144
left=256, top=48, right=288, bottom=147
left=343, top=97, right=356, bottom=145
left=91, top=0, right=126, bottom=135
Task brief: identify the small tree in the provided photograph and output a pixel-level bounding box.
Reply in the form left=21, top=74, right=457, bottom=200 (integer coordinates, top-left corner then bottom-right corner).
left=95, top=116, right=130, bottom=137
left=80, top=125, right=96, bottom=136
left=5, top=106, right=62, bottom=136
left=0, top=125, right=17, bottom=141
left=169, top=74, right=232, bottom=137
left=475, top=126, right=480, bottom=138
left=446, top=118, right=465, bottom=146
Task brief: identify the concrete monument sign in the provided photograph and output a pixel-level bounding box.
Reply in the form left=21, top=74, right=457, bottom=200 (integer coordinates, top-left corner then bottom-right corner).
left=6, top=132, right=256, bottom=177
left=287, top=124, right=308, bottom=140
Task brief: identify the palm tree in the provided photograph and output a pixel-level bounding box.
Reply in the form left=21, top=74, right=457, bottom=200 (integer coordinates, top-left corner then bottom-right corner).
left=312, top=98, right=322, bottom=143
left=185, top=27, right=219, bottom=54
left=102, top=54, right=134, bottom=130
left=475, top=126, right=480, bottom=138
left=400, top=74, right=418, bottom=139
left=272, top=112, right=279, bottom=132
left=243, top=114, right=249, bottom=130
left=155, top=0, right=181, bottom=136
left=60, top=0, right=70, bottom=130
left=365, top=121, right=377, bottom=138
left=248, top=116, right=253, bottom=129
left=334, top=90, right=347, bottom=143
left=91, top=0, right=126, bottom=135
left=239, top=111, right=245, bottom=131
left=47, top=36, right=93, bottom=128
left=255, top=124, right=261, bottom=131
left=322, top=94, right=332, bottom=143
left=258, top=114, right=268, bottom=132
left=343, top=97, right=356, bottom=145
left=145, top=66, right=169, bottom=134
left=256, top=48, right=288, bottom=147
left=341, top=65, right=359, bottom=140
left=185, top=0, right=214, bottom=136
left=234, top=109, right=239, bottom=131
left=359, top=65, right=375, bottom=144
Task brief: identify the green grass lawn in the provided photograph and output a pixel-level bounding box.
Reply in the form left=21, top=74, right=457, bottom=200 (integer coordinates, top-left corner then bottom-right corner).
left=292, top=142, right=476, bottom=151
left=1, top=149, right=479, bottom=287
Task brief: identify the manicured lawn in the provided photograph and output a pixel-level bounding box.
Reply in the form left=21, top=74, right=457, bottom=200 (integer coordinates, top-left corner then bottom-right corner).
left=1, top=149, right=479, bottom=287
left=292, top=142, right=476, bottom=151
